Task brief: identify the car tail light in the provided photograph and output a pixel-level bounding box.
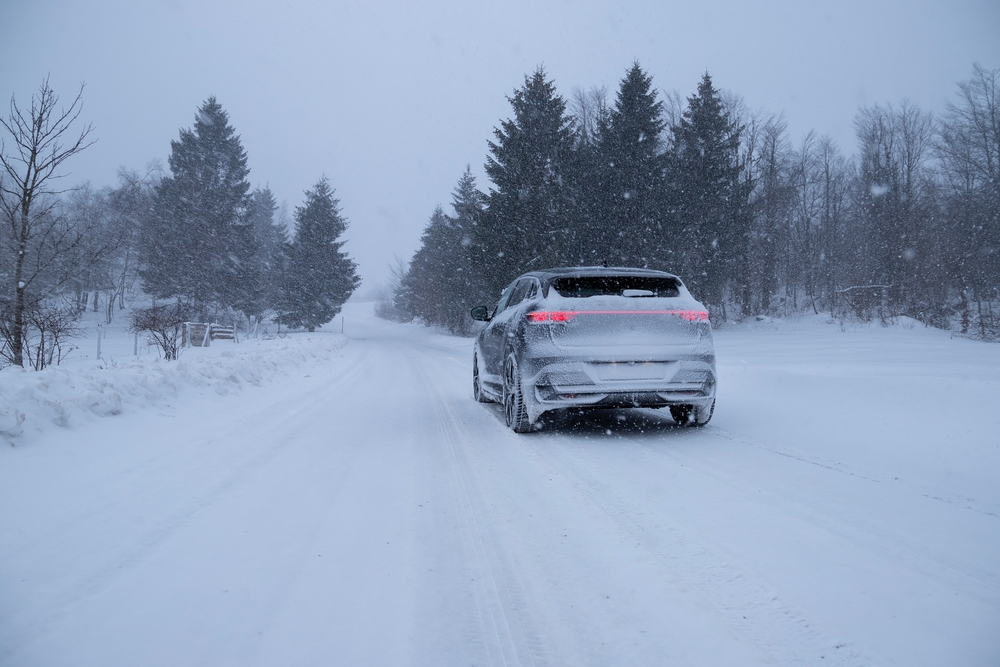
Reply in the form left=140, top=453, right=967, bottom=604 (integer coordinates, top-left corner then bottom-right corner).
left=527, top=310, right=708, bottom=322
left=527, top=311, right=577, bottom=323
left=673, top=310, right=710, bottom=321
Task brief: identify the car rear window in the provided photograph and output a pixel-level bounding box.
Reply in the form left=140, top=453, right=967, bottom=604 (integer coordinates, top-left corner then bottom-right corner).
left=550, top=276, right=680, bottom=298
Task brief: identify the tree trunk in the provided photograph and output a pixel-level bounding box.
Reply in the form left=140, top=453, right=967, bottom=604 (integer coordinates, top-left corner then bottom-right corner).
left=1, top=80, right=96, bottom=368
left=12, top=206, right=30, bottom=367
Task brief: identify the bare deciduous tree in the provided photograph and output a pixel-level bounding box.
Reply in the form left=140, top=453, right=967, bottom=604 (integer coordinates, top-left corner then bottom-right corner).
left=0, top=77, right=99, bottom=368
left=938, top=64, right=1000, bottom=337
left=569, top=85, right=609, bottom=144
left=0, top=298, right=80, bottom=369
left=853, top=100, right=935, bottom=313
left=130, top=303, right=189, bottom=361
left=374, top=254, right=409, bottom=322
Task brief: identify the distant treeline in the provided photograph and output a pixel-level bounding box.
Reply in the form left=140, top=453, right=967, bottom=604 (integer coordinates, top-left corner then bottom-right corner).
left=386, top=63, right=1000, bottom=340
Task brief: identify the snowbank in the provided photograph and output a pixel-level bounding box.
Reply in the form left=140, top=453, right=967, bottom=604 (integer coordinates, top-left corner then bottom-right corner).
left=0, top=333, right=348, bottom=442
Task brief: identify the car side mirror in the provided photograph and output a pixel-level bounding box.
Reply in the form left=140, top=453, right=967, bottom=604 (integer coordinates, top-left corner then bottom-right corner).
left=470, top=305, right=490, bottom=322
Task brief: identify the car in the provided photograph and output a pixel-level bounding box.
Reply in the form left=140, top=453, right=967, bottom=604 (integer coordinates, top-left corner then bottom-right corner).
left=471, top=266, right=717, bottom=432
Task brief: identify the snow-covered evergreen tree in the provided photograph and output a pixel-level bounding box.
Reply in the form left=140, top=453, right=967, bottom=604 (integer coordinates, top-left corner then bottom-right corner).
left=394, top=168, right=485, bottom=333
left=140, top=97, right=254, bottom=317
left=448, top=167, right=488, bottom=312
left=278, top=177, right=359, bottom=331
left=667, top=74, right=749, bottom=308
left=593, top=63, right=668, bottom=268
left=237, top=187, right=286, bottom=329
left=566, top=86, right=611, bottom=266
left=397, top=206, right=450, bottom=325
left=477, top=68, right=578, bottom=296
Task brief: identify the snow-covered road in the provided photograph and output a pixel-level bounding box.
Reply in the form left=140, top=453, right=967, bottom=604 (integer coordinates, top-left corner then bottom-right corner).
left=2, top=304, right=998, bottom=666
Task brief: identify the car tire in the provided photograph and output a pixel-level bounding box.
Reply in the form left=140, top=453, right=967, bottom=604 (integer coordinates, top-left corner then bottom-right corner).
left=692, top=399, right=715, bottom=427
left=473, top=354, right=492, bottom=403
left=672, top=401, right=714, bottom=427
left=669, top=404, right=693, bottom=426
left=503, top=355, right=532, bottom=433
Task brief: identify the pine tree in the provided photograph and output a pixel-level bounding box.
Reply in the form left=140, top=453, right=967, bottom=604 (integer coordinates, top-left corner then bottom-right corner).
left=397, top=206, right=451, bottom=326
left=667, top=74, right=748, bottom=309
left=140, top=97, right=253, bottom=317
left=238, top=187, right=286, bottom=328
left=594, top=63, right=668, bottom=268
left=566, top=86, right=611, bottom=266
left=278, top=177, right=359, bottom=331
left=477, top=68, right=578, bottom=296
left=396, top=168, right=486, bottom=333
left=449, top=167, right=487, bottom=313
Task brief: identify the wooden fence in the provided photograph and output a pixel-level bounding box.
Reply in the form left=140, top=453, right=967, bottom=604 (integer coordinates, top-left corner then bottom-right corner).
left=181, top=323, right=237, bottom=347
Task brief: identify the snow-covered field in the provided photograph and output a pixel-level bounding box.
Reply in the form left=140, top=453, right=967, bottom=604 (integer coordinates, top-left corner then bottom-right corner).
left=1, top=303, right=998, bottom=666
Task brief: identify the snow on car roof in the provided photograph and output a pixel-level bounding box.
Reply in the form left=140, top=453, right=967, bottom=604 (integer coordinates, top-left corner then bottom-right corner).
left=524, top=266, right=681, bottom=282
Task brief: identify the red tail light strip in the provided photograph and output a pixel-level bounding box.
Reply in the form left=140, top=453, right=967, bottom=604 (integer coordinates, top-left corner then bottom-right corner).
left=527, top=310, right=709, bottom=323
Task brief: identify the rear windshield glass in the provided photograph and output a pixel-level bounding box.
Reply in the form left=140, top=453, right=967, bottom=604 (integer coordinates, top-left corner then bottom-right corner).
left=550, top=276, right=680, bottom=298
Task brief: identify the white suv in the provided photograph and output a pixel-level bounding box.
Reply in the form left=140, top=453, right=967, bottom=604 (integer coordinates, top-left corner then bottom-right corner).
left=471, top=267, right=717, bottom=432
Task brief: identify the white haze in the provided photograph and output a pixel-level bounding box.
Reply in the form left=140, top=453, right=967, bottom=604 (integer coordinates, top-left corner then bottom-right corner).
left=1, top=0, right=998, bottom=287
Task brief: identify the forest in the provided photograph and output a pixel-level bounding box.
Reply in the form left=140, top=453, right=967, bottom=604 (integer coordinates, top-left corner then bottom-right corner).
left=2, top=62, right=999, bottom=371
left=0, top=89, right=358, bottom=369
left=388, top=63, right=1000, bottom=341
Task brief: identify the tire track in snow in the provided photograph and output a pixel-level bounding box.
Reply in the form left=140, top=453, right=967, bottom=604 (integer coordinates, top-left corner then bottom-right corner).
left=410, top=351, right=548, bottom=667
left=642, top=425, right=1000, bottom=607
left=526, top=432, right=874, bottom=667
left=4, top=342, right=376, bottom=567
left=710, top=425, right=1000, bottom=518
left=0, top=344, right=378, bottom=660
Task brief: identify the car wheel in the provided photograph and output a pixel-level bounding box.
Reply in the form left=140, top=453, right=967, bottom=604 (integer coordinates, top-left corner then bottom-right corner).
left=503, top=355, right=532, bottom=433
left=669, top=404, right=693, bottom=426
left=473, top=354, right=492, bottom=403
left=671, top=401, right=714, bottom=427
left=692, top=399, right=715, bottom=427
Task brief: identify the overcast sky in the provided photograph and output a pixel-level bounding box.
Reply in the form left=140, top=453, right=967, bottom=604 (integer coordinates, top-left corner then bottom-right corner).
left=2, top=0, right=998, bottom=287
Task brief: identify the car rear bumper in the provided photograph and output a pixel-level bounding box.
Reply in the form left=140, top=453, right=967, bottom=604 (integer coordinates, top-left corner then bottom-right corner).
left=521, top=355, right=717, bottom=422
